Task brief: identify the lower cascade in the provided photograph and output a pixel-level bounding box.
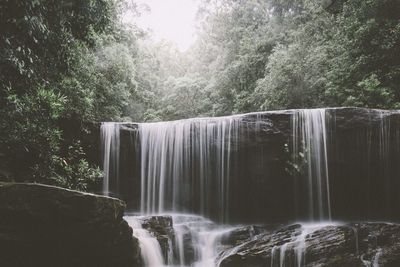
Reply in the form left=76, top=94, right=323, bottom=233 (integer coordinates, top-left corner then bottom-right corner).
left=124, top=214, right=238, bottom=267
left=101, top=108, right=400, bottom=266
left=124, top=217, right=165, bottom=266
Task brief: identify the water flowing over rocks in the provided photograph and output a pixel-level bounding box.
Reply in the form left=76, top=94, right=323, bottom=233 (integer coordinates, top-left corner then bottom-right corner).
left=121, top=214, right=400, bottom=267
left=0, top=183, right=140, bottom=267
left=218, top=222, right=400, bottom=267
left=99, top=107, right=400, bottom=266
left=132, top=215, right=175, bottom=263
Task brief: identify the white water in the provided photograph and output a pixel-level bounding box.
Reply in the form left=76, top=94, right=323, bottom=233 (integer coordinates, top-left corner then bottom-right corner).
left=124, top=216, right=165, bottom=266
left=125, top=214, right=236, bottom=267
left=271, top=246, right=279, bottom=267
left=171, top=214, right=235, bottom=267
left=193, top=227, right=235, bottom=267
left=173, top=223, right=186, bottom=265
left=139, top=117, right=240, bottom=222
left=361, top=247, right=383, bottom=267
left=100, top=122, right=120, bottom=195
left=292, top=109, right=331, bottom=221
left=372, top=248, right=382, bottom=267
left=271, top=223, right=337, bottom=267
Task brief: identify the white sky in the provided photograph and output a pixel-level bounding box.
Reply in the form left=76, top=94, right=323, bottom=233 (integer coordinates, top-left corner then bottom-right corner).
left=127, top=0, right=200, bottom=52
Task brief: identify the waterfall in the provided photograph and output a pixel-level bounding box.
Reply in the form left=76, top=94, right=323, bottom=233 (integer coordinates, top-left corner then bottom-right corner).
left=100, top=122, right=120, bottom=196
left=292, top=109, right=331, bottom=221
left=124, top=216, right=165, bottom=266
left=139, top=117, right=240, bottom=222
left=193, top=227, right=234, bottom=267
left=124, top=214, right=233, bottom=267
left=378, top=110, right=391, bottom=217
left=98, top=108, right=400, bottom=267
left=100, top=109, right=333, bottom=221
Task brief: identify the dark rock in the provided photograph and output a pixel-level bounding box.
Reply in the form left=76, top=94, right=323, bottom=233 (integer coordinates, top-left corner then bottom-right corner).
left=220, top=224, right=281, bottom=247
left=219, top=222, right=400, bottom=267
left=0, top=182, right=140, bottom=267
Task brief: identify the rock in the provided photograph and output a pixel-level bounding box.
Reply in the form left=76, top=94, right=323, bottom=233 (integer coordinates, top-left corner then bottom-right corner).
left=218, top=224, right=301, bottom=267
left=219, top=222, right=400, bottom=267
left=0, top=182, right=140, bottom=267
left=220, top=224, right=281, bottom=247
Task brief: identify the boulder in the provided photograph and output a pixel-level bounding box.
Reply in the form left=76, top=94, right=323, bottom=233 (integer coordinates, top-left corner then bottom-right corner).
left=0, top=182, right=140, bottom=267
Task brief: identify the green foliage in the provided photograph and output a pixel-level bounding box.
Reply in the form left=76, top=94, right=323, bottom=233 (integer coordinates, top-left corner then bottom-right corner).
left=324, top=0, right=400, bottom=108
left=0, top=0, right=135, bottom=191
left=1, top=86, right=64, bottom=182
left=160, top=76, right=209, bottom=119
left=58, top=40, right=138, bottom=122
left=50, top=142, right=102, bottom=191
left=185, top=0, right=400, bottom=113
left=346, top=74, right=397, bottom=108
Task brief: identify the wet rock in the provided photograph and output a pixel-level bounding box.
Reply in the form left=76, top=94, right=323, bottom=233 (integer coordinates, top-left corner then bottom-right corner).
left=219, top=222, right=400, bottom=267
left=0, top=182, right=140, bottom=267
left=220, top=224, right=281, bottom=247
left=356, top=223, right=400, bottom=267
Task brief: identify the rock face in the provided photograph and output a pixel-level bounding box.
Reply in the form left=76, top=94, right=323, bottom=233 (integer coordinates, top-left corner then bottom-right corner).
left=218, top=222, right=400, bottom=267
left=0, top=182, right=140, bottom=267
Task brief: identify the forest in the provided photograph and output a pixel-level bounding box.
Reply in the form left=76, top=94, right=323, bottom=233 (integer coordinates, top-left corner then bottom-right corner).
left=1, top=0, right=399, bottom=190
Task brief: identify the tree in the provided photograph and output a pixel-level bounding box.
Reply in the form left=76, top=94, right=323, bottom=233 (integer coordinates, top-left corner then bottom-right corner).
left=0, top=0, right=139, bottom=190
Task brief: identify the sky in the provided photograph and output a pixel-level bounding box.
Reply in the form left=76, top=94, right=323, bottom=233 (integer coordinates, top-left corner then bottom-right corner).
left=128, top=0, right=200, bottom=52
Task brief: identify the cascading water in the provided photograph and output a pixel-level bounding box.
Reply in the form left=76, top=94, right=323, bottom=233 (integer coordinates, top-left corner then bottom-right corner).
left=100, top=108, right=399, bottom=266
left=267, top=109, right=333, bottom=267
left=100, top=122, right=120, bottom=196
left=123, top=213, right=234, bottom=267
left=378, top=110, right=391, bottom=216
left=124, top=216, right=165, bottom=266
left=270, top=222, right=338, bottom=267
left=292, top=109, right=331, bottom=221
left=139, top=117, right=240, bottom=222
left=101, top=110, right=332, bottom=222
